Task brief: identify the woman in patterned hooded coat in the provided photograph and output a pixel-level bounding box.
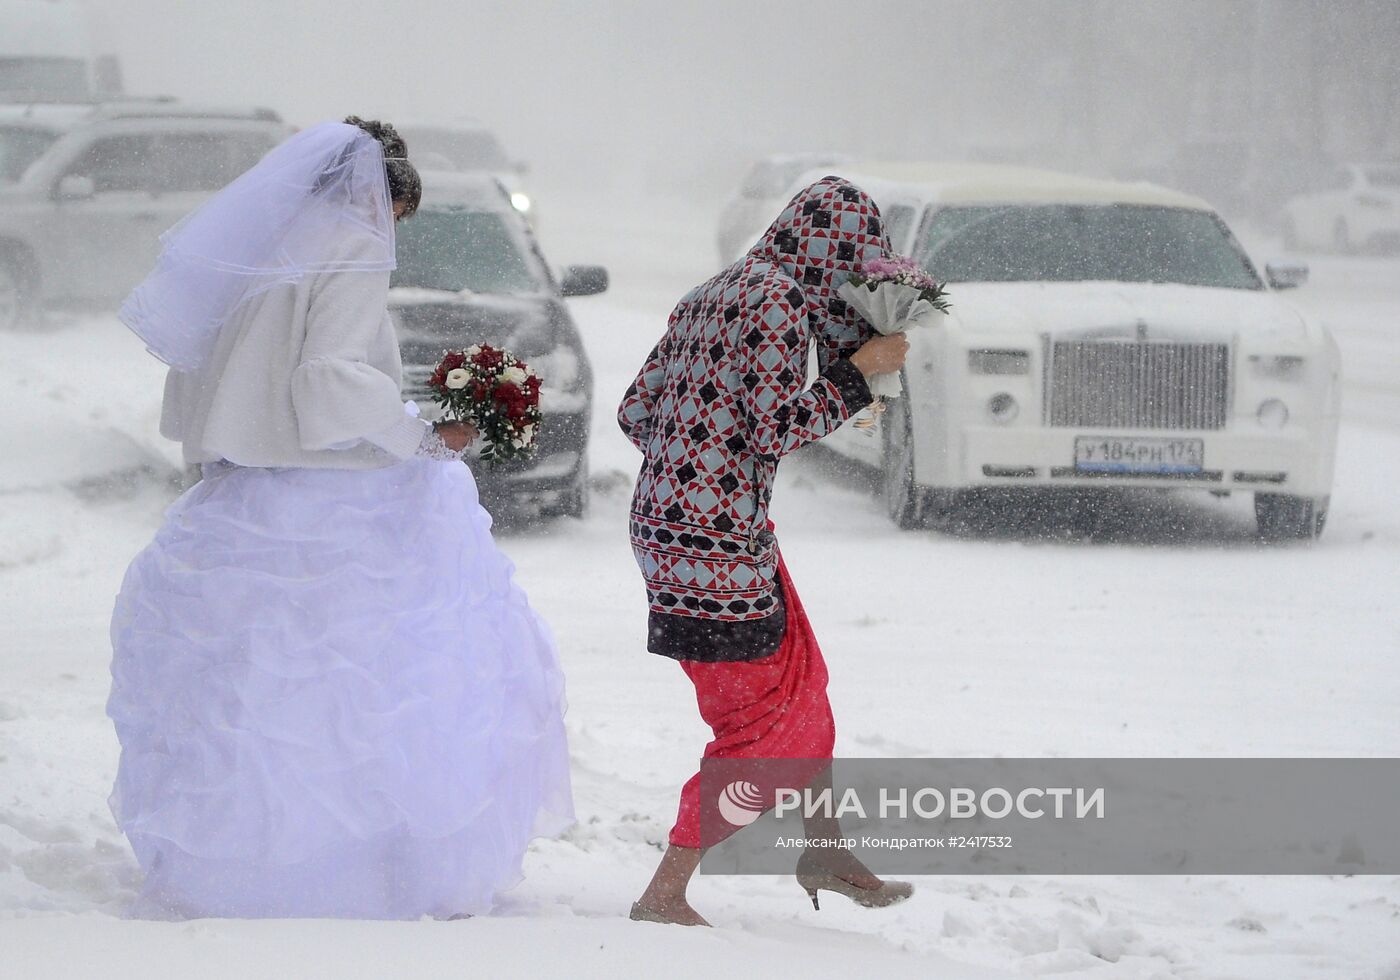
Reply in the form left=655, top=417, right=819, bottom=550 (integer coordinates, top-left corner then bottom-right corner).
left=618, top=176, right=913, bottom=926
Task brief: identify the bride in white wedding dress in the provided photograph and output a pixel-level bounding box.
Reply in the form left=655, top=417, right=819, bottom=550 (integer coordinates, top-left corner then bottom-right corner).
left=105, top=117, right=573, bottom=919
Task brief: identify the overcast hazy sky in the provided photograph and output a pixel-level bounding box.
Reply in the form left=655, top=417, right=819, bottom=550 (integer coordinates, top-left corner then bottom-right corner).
left=88, top=0, right=1399, bottom=204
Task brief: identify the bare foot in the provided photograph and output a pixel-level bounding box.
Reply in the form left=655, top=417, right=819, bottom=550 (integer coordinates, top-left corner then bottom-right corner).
left=630, top=897, right=711, bottom=927
left=632, top=844, right=708, bottom=925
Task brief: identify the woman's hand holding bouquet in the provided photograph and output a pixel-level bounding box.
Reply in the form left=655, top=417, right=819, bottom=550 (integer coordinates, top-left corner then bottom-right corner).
left=838, top=256, right=951, bottom=411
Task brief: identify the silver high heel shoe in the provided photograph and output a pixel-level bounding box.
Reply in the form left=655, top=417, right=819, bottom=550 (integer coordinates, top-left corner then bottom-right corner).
left=796, top=854, right=913, bottom=910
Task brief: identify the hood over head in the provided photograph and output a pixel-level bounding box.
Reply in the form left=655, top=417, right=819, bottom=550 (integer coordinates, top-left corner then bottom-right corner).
left=748, top=175, right=892, bottom=366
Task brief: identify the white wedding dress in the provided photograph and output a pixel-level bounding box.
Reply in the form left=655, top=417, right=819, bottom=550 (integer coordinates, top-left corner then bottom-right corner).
left=107, top=457, right=573, bottom=918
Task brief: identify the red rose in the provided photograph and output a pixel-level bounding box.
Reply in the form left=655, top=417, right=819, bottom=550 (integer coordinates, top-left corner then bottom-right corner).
left=473, top=346, right=504, bottom=371
left=440, top=351, right=465, bottom=372
left=470, top=380, right=490, bottom=402
left=495, top=383, right=530, bottom=420
left=428, top=369, right=447, bottom=388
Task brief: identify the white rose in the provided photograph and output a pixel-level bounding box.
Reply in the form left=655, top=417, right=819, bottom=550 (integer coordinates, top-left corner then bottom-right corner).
left=464, top=345, right=482, bottom=357
left=444, top=368, right=470, bottom=390
left=518, top=423, right=535, bottom=443
left=499, top=365, right=528, bottom=385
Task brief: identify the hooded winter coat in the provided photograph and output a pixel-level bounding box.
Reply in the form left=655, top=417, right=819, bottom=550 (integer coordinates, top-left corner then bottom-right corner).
left=618, top=176, right=892, bottom=661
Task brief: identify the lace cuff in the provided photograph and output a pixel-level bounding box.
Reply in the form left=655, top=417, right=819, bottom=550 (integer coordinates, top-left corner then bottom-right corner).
left=416, top=425, right=466, bottom=461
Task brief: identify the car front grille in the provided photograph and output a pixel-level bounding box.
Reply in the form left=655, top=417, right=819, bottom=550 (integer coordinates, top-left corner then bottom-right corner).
left=1046, top=340, right=1231, bottom=431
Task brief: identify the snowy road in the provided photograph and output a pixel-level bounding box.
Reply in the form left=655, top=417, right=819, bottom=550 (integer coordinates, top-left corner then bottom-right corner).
left=2, top=207, right=1399, bottom=977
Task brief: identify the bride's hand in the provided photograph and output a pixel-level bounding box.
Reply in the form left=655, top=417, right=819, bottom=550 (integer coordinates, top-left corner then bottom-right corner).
left=434, top=420, right=478, bottom=452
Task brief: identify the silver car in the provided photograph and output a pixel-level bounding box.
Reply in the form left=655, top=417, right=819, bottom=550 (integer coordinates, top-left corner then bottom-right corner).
left=0, top=100, right=287, bottom=327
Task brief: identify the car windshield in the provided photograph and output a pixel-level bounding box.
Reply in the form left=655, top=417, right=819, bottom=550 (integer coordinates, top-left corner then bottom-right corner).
left=0, top=126, right=60, bottom=183
left=400, top=129, right=509, bottom=171
left=392, top=207, right=546, bottom=295
left=1365, top=167, right=1400, bottom=189
left=920, top=204, right=1263, bottom=290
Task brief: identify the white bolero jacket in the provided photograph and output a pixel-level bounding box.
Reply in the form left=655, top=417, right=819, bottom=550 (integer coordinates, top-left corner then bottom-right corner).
left=160, top=234, right=429, bottom=470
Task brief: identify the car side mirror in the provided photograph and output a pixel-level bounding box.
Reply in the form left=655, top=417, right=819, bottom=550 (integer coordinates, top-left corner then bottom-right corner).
left=55, top=174, right=96, bottom=201
left=560, top=264, right=608, bottom=297
left=1265, top=261, right=1308, bottom=290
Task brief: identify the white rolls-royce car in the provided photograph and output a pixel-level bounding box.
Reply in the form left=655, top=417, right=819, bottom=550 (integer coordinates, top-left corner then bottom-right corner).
left=818, top=165, right=1341, bottom=540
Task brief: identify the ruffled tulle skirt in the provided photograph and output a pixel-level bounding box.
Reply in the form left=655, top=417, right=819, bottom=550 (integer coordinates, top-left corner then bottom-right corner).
left=107, top=459, right=573, bottom=919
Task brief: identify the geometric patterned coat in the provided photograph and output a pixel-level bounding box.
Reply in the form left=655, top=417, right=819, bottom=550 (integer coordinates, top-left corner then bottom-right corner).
left=618, top=176, right=891, bottom=659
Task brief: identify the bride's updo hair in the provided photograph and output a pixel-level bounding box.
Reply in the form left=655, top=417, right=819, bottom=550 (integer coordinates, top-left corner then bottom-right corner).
left=344, top=115, right=422, bottom=218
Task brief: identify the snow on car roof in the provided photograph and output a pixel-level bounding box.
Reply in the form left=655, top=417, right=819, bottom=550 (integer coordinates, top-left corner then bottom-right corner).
left=812, top=162, right=1214, bottom=212
left=395, top=119, right=493, bottom=135
left=0, top=103, right=95, bottom=128
left=756, top=151, right=850, bottom=166
left=0, top=100, right=282, bottom=129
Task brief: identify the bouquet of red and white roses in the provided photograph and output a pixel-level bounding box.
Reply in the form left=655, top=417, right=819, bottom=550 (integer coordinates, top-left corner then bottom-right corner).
left=426, top=344, right=542, bottom=465
left=838, top=255, right=951, bottom=401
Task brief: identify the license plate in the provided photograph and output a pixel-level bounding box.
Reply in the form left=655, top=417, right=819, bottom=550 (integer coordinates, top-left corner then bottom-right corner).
left=1074, top=436, right=1204, bottom=474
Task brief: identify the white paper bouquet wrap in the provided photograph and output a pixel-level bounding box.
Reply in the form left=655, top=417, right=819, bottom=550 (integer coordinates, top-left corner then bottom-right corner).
left=837, top=280, right=946, bottom=398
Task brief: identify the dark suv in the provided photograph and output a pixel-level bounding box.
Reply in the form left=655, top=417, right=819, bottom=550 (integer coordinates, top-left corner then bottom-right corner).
left=392, top=171, right=607, bottom=517
left=0, top=100, right=288, bottom=327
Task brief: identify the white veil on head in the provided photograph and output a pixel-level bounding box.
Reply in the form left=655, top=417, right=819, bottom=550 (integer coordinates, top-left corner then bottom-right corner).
left=119, top=122, right=397, bottom=371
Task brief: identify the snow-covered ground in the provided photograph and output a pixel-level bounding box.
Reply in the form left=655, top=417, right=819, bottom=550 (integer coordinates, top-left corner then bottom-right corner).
left=2, top=201, right=1399, bottom=979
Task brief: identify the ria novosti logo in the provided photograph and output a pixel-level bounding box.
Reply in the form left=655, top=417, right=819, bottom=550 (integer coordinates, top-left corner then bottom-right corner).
left=717, top=780, right=768, bottom=827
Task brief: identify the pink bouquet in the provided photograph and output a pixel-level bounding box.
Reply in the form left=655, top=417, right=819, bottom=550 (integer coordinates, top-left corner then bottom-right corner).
left=844, top=255, right=951, bottom=312
left=838, top=255, right=951, bottom=403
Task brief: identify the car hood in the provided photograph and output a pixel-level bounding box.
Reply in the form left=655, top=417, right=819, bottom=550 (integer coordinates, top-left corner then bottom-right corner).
left=389, top=289, right=559, bottom=350
left=941, top=281, right=1312, bottom=346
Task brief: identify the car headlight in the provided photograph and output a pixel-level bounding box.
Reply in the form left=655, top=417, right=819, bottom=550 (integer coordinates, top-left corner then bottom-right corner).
left=987, top=392, right=1019, bottom=424
left=968, top=349, right=1030, bottom=375
left=1257, top=398, right=1289, bottom=428
left=1249, top=354, right=1305, bottom=381
left=510, top=192, right=532, bottom=214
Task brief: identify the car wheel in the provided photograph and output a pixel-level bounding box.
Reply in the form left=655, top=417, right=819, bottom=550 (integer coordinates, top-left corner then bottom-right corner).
left=555, top=459, right=589, bottom=519
left=1255, top=492, right=1328, bottom=541
left=880, top=394, right=928, bottom=529
left=0, top=256, right=30, bottom=330
left=1332, top=220, right=1351, bottom=255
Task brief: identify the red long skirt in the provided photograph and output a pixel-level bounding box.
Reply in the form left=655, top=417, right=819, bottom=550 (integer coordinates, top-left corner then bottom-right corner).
left=669, top=550, right=836, bottom=848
